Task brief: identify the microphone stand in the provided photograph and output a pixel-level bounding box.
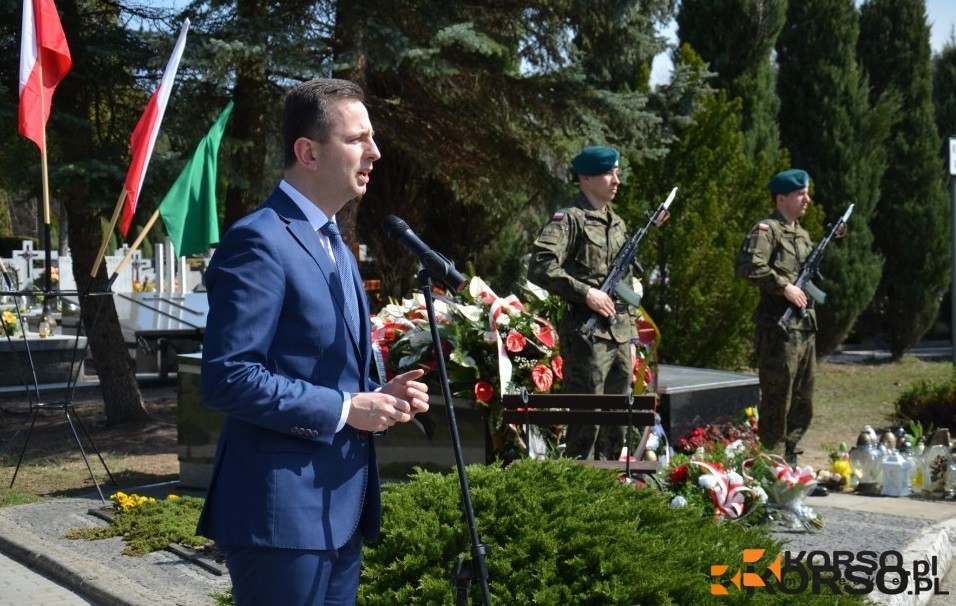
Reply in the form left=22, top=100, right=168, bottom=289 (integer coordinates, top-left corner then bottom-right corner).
left=416, top=267, right=492, bottom=606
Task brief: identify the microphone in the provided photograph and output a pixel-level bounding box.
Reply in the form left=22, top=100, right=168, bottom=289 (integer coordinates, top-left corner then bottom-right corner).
left=382, top=215, right=468, bottom=291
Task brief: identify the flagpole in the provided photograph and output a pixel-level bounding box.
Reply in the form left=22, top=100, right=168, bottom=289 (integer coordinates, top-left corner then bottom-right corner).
left=106, top=208, right=161, bottom=290
left=89, top=187, right=128, bottom=279
left=38, top=55, right=53, bottom=302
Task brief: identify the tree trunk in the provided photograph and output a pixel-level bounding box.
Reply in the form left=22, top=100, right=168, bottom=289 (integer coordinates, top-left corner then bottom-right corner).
left=66, top=204, right=149, bottom=426
left=56, top=0, right=147, bottom=426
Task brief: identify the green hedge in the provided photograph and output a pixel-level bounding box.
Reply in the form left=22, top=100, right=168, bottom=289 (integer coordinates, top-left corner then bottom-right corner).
left=359, top=459, right=866, bottom=605
left=895, top=372, right=956, bottom=432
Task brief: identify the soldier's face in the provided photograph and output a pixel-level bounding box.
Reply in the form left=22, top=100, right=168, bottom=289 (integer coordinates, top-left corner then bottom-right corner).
left=777, top=187, right=810, bottom=222
left=580, top=169, right=620, bottom=208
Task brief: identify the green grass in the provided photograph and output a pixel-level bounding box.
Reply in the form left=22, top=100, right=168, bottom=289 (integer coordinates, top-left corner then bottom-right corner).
left=802, top=355, right=954, bottom=470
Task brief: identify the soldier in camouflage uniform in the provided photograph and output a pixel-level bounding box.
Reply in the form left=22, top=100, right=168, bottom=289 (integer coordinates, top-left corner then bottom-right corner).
left=735, top=168, right=816, bottom=465
left=528, top=146, right=637, bottom=460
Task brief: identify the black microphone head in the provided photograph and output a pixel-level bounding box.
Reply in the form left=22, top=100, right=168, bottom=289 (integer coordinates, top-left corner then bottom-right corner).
left=382, top=215, right=408, bottom=239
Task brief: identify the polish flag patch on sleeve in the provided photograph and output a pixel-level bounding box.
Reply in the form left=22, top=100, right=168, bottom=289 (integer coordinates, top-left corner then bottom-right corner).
left=551, top=212, right=565, bottom=222
left=758, top=223, right=770, bottom=231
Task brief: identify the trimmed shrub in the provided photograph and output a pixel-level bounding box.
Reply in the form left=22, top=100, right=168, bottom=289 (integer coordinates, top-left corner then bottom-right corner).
left=359, top=459, right=866, bottom=605
left=895, top=373, right=956, bottom=432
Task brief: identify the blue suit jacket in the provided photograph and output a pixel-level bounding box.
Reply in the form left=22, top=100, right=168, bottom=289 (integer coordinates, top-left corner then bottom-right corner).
left=196, top=187, right=380, bottom=551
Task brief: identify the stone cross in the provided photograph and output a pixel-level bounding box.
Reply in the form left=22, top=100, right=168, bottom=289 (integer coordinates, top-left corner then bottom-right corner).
left=131, top=250, right=150, bottom=282
left=13, top=241, right=38, bottom=283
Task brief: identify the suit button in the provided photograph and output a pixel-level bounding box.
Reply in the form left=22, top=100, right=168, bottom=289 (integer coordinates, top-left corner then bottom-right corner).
left=308, top=429, right=317, bottom=438
left=291, top=426, right=301, bottom=435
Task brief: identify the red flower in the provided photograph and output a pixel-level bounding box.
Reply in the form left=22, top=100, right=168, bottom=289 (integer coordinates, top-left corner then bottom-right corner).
left=668, top=463, right=689, bottom=485
left=372, top=321, right=406, bottom=345
left=531, top=364, right=553, bottom=392
left=474, top=380, right=494, bottom=404
left=533, top=323, right=556, bottom=348
left=550, top=356, right=563, bottom=380
left=409, top=307, right=429, bottom=322
left=505, top=330, right=527, bottom=353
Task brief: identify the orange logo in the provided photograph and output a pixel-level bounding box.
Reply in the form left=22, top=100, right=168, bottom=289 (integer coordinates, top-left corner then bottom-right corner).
left=710, top=549, right=782, bottom=595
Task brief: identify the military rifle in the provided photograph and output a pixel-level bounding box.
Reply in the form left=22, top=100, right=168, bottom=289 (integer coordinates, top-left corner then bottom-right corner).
left=578, top=187, right=677, bottom=342
left=777, top=203, right=854, bottom=332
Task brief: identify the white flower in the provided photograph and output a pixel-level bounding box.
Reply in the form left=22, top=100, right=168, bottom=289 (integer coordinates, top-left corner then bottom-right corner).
left=724, top=439, right=744, bottom=458
left=382, top=303, right=410, bottom=319
left=645, top=433, right=660, bottom=452
left=726, top=470, right=744, bottom=486
left=456, top=304, right=484, bottom=323
left=698, top=474, right=718, bottom=490
left=523, top=280, right=549, bottom=301
left=432, top=298, right=450, bottom=317
left=753, top=485, right=769, bottom=503
left=468, top=276, right=491, bottom=299
left=670, top=495, right=688, bottom=508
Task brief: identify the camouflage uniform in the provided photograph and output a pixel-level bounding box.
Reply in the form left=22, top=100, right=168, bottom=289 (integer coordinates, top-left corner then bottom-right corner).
left=734, top=209, right=816, bottom=459
left=528, top=194, right=637, bottom=460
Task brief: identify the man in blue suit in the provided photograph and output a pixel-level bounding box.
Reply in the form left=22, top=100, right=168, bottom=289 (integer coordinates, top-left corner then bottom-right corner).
left=197, top=78, right=430, bottom=605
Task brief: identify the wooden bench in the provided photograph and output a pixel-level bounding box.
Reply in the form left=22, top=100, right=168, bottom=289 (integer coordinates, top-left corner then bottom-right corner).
left=500, top=390, right=662, bottom=475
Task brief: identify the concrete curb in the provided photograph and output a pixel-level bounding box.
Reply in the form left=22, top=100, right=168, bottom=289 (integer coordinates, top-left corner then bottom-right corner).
left=873, top=518, right=956, bottom=606
left=0, top=513, right=168, bottom=606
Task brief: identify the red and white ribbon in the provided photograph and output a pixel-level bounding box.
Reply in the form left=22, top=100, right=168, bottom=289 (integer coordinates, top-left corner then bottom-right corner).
left=469, top=277, right=525, bottom=395
left=771, top=461, right=817, bottom=487
left=691, top=460, right=757, bottom=520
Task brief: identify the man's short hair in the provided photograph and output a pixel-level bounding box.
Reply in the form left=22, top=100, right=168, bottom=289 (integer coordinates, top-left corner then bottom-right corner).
left=282, top=79, right=365, bottom=167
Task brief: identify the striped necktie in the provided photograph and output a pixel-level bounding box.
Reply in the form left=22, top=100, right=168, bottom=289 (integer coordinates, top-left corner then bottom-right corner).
left=321, top=221, right=360, bottom=337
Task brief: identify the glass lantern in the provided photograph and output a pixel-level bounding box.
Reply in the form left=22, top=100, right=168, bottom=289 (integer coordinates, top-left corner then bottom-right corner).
left=848, top=443, right=883, bottom=494
left=880, top=451, right=912, bottom=497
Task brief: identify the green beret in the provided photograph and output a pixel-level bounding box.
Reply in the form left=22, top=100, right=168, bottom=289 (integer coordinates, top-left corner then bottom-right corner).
left=768, top=168, right=810, bottom=194
left=572, top=146, right=620, bottom=176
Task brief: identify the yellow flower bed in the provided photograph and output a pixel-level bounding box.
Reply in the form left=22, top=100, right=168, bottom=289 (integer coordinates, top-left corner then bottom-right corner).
left=110, top=491, right=180, bottom=512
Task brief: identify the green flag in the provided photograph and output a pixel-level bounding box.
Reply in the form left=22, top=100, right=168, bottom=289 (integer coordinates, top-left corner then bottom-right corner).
left=158, top=100, right=233, bottom=257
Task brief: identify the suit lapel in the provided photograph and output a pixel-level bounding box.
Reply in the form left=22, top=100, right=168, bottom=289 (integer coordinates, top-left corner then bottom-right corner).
left=267, top=190, right=365, bottom=359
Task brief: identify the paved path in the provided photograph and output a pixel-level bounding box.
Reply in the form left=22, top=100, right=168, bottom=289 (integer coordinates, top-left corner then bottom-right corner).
left=0, top=553, right=96, bottom=605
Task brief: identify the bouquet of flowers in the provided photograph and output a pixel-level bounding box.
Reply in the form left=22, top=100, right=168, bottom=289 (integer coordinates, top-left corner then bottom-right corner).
left=745, top=454, right=823, bottom=532
left=371, top=276, right=564, bottom=458
left=133, top=277, right=158, bottom=293
left=674, top=409, right=760, bottom=460
left=2, top=309, right=19, bottom=337
left=660, top=410, right=767, bottom=522
left=662, top=454, right=768, bottom=523
left=372, top=275, right=665, bottom=461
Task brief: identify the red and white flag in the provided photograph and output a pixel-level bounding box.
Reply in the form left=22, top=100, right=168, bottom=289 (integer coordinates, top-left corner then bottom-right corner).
left=18, top=0, right=72, bottom=152
left=120, top=19, right=190, bottom=238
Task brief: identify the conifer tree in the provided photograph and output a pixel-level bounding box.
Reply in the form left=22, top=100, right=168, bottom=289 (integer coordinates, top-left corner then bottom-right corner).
left=932, top=43, right=956, bottom=341
left=777, top=0, right=893, bottom=356
left=858, top=0, right=949, bottom=357
left=676, top=0, right=786, bottom=162
left=933, top=42, right=956, bottom=149
left=621, top=47, right=773, bottom=370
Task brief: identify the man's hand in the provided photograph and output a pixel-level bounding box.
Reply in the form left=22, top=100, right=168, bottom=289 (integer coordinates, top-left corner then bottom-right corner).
left=783, top=283, right=808, bottom=309
left=346, top=369, right=430, bottom=432
left=586, top=287, right=616, bottom=318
